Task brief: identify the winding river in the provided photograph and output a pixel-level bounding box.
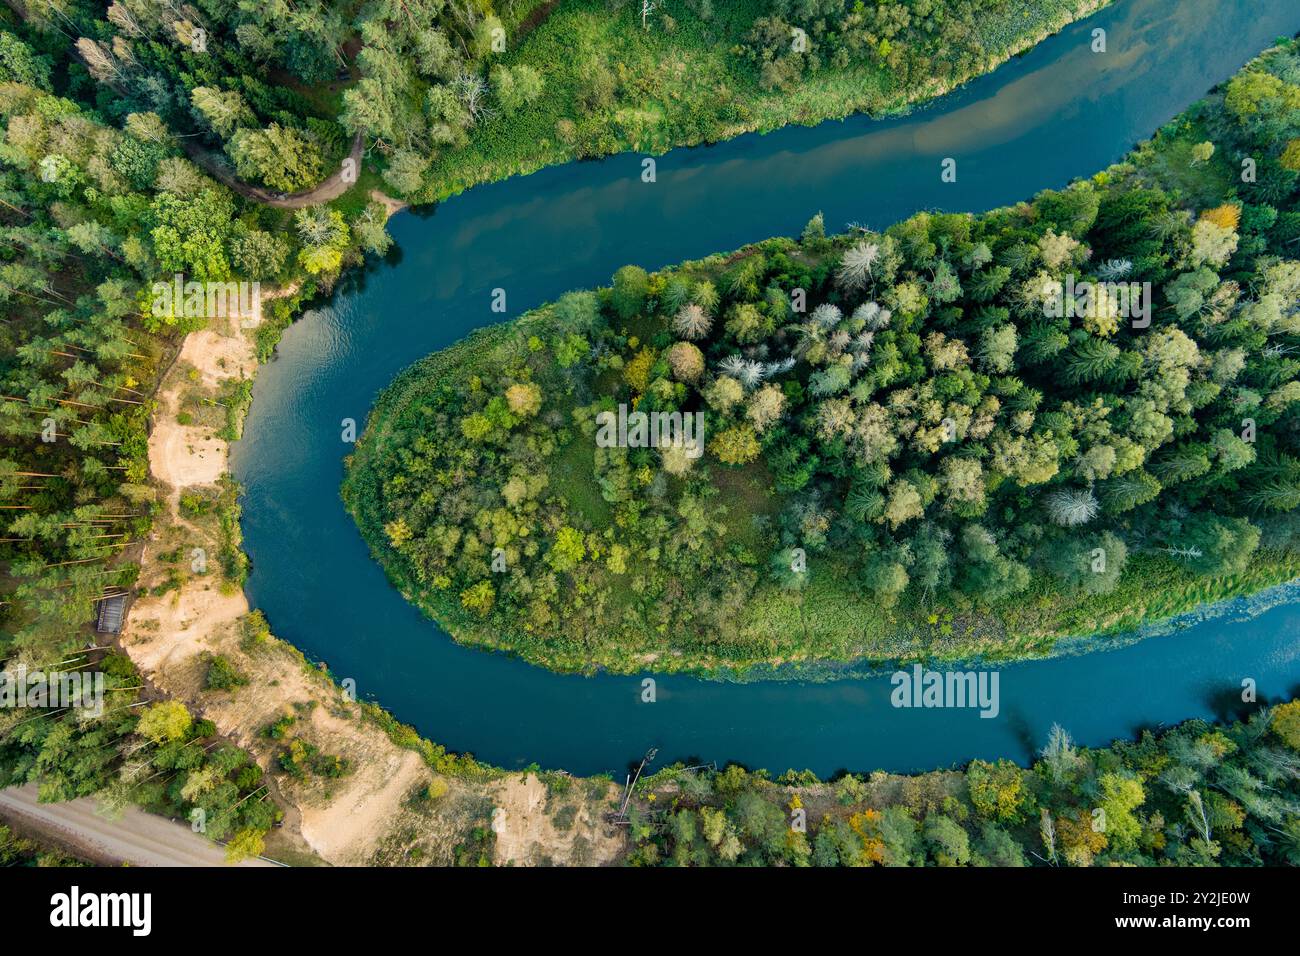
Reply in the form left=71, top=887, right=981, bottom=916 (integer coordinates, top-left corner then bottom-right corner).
left=232, top=0, right=1300, bottom=777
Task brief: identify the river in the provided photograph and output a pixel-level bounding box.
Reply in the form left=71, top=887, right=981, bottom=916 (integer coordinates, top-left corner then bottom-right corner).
left=231, top=0, right=1300, bottom=776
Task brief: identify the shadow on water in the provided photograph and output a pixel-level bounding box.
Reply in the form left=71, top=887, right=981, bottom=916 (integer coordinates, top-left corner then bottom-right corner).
left=1004, top=711, right=1040, bottom=766
left=1202, top=687, right=1261, bottom=726
left=232, top=0, right=1300, bottom=777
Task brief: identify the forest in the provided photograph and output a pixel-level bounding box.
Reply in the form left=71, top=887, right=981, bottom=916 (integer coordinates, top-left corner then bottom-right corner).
left=0, top=5, right=393, bottom=859
left=345, top=39, right=1300, bottom=675
left=0, top=0, right=1110, bottom=868
left=625, top=701, right=1300, bottom=866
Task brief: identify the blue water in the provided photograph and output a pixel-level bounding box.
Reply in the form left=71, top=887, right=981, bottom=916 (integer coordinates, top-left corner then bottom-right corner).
left=232, top=0, right=1300, bottom=776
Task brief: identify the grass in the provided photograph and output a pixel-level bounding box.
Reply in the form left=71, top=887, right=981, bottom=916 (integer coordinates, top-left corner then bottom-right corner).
left=550, top=435, right=613, bottom=526
left=710, top=459, right=778, bottom=553
left=328, top=166, right=388, bottom=220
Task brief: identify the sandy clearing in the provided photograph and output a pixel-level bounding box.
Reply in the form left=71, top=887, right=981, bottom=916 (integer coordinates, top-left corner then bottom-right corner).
left=127, top=583, right=249, bottom=677
left=295, top=746, right=427, bottom=865
left=489, top=774, right=623, bottom=866
left=147, top=325, right=256, bottom=501
left=150, top=422, right=228, bottom=491
left=370, top=189, right=408, bottom=217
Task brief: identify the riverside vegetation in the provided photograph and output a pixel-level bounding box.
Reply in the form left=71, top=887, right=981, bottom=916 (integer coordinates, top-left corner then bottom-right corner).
left=627, top=701, right=1300, bottom=866
left=346, top=40, right=1300, bottom=675
left=0, top=14, right=323, bottom=857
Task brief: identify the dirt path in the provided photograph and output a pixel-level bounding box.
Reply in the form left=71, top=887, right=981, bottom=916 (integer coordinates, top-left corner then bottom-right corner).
left=0, top=784, right=279, bottom=867
left=182, top=135, right=365, bottom=209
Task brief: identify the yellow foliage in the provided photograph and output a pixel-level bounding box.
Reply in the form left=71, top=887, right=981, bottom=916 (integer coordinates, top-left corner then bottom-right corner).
left=623, top=347, right=656, bottom=393
left=459, top=580, right=495, bottom=617
left=847, top=809, right=887, bottom=865
left=712, top=424, right=760, bottom=465
left=1281, top=139, right=1300, bottom=173
left=505, top=382, right=542, bottom=417
left=1200, top=203, right=1241, bottom=231
left=1272, top=699, right=1300, bottom=750
left=384, top=518, right=412, bottom=547
left=1058, top=810, right=1108, bottom=866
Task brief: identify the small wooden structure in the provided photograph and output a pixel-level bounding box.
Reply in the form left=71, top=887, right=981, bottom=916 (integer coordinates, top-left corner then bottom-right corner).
left=94, top=593, right=127, bottom=634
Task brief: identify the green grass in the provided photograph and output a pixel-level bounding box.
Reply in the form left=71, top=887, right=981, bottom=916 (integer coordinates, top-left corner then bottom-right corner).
left=711, top=459, right=778, bottom=552
left=710, top=548, right=1300, bottom=679
left=328, top=166, right=388, bottom=220
left=550, top=435, right=612, bottom=526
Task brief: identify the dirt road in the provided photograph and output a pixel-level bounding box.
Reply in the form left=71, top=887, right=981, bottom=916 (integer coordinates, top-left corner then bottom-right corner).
left=0, top=785, right=279, bottom=867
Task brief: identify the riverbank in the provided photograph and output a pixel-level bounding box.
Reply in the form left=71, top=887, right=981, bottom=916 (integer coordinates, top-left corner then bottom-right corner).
left=121, top=309, right=623, bottom=866
left=623, top=699, right=1300, bottom=866
left=232, top=11, right=1300, bottom=780
left=5, top=0, right=1295, bottom=871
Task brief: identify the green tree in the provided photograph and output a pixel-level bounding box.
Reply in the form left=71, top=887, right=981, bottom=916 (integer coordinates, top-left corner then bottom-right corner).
left=225, top=827, right=266, bottom=863
left=923, top=814, right=971, bottom=866
left=228, top=124, right=325, bottom=193
left=136, top=701, right=192, bottom=744
left=491, top=64, right=544, bottom=113
left=190, top=87, right=255, bottom=139
left=611, top=265, right=649, bottom=320
left=966, top=759, right=1029, bottom=822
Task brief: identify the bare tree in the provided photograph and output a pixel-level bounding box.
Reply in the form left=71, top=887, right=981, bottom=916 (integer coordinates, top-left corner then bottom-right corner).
left=1035, top=808, right=1058, bottom=866
left=455, top=70, right=494, bottom=124
left=1045, top=488, right=1099, bottom=527
left=1186, top=790, right=1213, bottom=843
left=1039, top=723, right=1080, bottom=785
left=672, top=303, right=711, bottom=340
left=837, top=240, right=882, bottom=292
